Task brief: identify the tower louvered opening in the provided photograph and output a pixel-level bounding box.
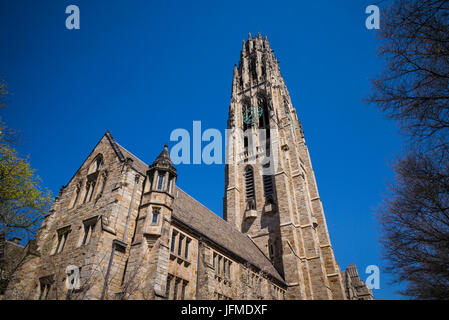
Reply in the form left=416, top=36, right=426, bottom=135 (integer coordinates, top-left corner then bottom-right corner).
left=263, top=174, right=273, bottom=200
left=245, top=166, right=255, bottom=209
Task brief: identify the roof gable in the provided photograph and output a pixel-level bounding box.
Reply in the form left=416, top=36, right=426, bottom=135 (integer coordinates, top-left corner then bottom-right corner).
left=107, top=135, right=285, bottom=284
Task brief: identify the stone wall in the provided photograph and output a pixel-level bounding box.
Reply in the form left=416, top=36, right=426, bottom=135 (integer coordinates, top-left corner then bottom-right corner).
left=342, top=264, right=374, bottom=300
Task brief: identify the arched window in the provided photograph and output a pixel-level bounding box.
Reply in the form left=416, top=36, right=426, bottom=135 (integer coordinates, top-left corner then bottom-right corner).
left=87, top=155, right=103, bottom=175
left=257, top=96, right=271, bottom=155
left=261, top=60, right=266, bottom=78
left=83, top=154, right=104, bottom=204
left=97, top=171, right=108, bottom=198
left=258, top=96, right=270, bottom=129
left=71, top=183, right=81, bottom=208
left=251, top=58, right=257, bottom=81
left=83, top=180, right=95, bottom=204
left=245, top=166, right=255, bottom=210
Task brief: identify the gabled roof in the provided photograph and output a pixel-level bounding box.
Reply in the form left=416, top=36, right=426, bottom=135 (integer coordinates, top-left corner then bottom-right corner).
left=172, top=187, right=285, bottom=284
left=107, top=133, right=285, bottom=284
left=105, top=131, right=148, bottom=175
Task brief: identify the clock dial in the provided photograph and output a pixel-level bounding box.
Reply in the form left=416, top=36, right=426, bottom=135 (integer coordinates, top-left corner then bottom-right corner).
left=243, top=105, right=263, bottom=125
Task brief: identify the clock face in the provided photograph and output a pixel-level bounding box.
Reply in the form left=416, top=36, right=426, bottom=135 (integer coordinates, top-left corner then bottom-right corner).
left=243, top=105, right=263, bottom=125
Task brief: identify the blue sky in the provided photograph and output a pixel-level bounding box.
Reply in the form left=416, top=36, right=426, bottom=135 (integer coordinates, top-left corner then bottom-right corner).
left=0, top=0, right=404, bottom=299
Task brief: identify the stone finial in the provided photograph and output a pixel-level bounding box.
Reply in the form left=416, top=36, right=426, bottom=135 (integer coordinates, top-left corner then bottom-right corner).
left=149, top=144, right=177, bottom=176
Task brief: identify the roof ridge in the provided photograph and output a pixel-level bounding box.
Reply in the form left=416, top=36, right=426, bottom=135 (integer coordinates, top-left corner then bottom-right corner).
left=116, top=142, right=148, bottom=167
left=104, top=131, right=125, bottom=162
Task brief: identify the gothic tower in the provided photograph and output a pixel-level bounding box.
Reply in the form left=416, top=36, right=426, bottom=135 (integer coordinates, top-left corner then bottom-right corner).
left=223, top=33, right=346, bottom=300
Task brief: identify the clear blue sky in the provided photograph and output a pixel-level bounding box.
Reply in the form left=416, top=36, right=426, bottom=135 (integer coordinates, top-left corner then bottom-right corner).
left=0, top=0, right=405, bottom=299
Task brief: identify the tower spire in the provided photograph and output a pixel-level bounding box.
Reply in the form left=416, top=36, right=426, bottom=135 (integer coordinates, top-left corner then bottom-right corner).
left=224, top=35, right=347, bottom=300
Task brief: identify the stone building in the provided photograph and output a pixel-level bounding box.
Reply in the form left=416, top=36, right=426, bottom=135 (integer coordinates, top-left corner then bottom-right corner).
left=0, top=233, right=39, bottom=296
left=2, top=33, right=373, bottom=300
left=342, top=265, right=374, bottom=300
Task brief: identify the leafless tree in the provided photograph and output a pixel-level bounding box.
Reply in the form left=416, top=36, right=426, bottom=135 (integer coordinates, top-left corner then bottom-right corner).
left=367, top=0, right=449, bottom=150
left=367, top=0, right=449, bottom=299
left=378, top=151, right=449, bottom=299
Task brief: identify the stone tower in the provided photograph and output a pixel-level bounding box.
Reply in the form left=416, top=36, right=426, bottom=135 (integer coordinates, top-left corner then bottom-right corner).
left=223, top=33, right=346, bottom=300
left=124, top=144, right=178, bottom=299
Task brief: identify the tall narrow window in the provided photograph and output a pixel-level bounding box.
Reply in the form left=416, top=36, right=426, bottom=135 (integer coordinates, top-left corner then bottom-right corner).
left=39, top=283, right=51, bottom=300
left=38, top=276, right=53, bottom=300
left=181, top=281, right=187, bottom=300
left=263, top=174, right=273, bottom=199
left=170, top=231, right=176, bottom=253
left=87, top=181, right=96, bottom=202
left=251, top=58, right=257, bottom=81
left=166, top=275, right=173, bottom=299
left=157, top=174, right=164, bottom=190
left=71, top=184, right=81, bottom=208
left=152, top=208, right=160, bottom=225
left=166, top=176, right=173, bottom=193
left=97, top=171, right=108, bottom=198
left=223, top=259, right=227, bottom=277
left=173, top=279, right=180, bottom=300
left=245, top=166, right=255, bottom=209
left=54, top=227, right=70, bottom=254
left=178, top=235, right=184, bottom=256
left=269, top=242, right=274, bottom=261
left=83, top=183, right=91, bottom=204
left=258, top=97, right=271, bottom=155
left=82, top=220, right=96, bottom=246
left=184, top=239, right=190, bottom=259
left=213, top=253, right=216, bottom=269
left=242, top=103, right=250, bottom=132
left=218, top=256, right=222, bottom=276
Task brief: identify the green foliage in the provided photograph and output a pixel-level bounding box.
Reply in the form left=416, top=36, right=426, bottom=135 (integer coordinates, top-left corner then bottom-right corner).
left=0, top=79, right=52, bottom=240
left=0, top=78, right=7, bottom=108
